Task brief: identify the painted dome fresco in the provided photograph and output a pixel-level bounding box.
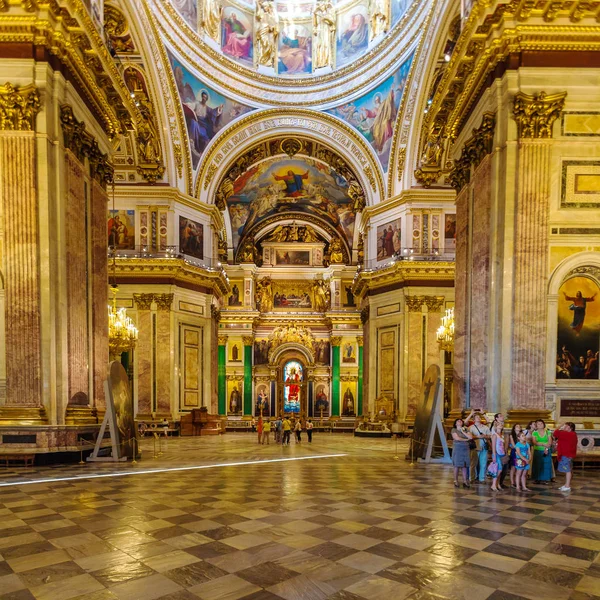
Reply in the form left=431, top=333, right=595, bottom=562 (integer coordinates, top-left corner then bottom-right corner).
left=165, top=0, right=416, bottom=78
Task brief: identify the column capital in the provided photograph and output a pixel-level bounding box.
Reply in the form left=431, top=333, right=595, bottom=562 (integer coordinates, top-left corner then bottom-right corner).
left=356, top=336, right=363, bottom=347
left=218, top=335, right=228, bottom=346
left=405, top=296, right=424, bottom=312
left=0, top=83, right=40, bottom=131
left=330, top=336, right=342, bottom=347
left=242, top=335, right=254, bottom=346
left=133, top=293, right=154, bottom=310
left=513, top=91, right=567, bottom=139
left=154, top=293, right=173, bottom=311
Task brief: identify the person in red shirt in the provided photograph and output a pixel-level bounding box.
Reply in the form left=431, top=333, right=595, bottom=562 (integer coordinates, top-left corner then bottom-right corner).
left=553, top=422, right=578, bottom=492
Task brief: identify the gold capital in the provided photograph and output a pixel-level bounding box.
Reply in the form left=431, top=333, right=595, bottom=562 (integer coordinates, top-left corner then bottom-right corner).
left=330, top=336, right=342, bottom=347
left=513, top=92, right=567, bottom=139
left=423, top=296, right=445, bottom=313
left=133, top=293, right=154, bottom=310
left=154, top=293, right=174, bottom=311
left=405, top=296, right=424, bottom=312
left=356, top=336, right=364, bottom=347
left=218, top=335, right=228, bottom=346
left=0, top=83, right=40, bottom=131
left=242, top=336, right=254, bottom=346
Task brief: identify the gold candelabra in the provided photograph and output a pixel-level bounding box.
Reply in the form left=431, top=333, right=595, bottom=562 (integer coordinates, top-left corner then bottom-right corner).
left=436, top=307, right=455, bottom=351
left=108, top=285, right=138, bottom=359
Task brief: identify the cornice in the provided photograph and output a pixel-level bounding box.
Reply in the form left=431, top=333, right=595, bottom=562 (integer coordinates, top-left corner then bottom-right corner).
left=114, top=257, right=230, bottom=296
left=352, top=260, right=455, bottom=298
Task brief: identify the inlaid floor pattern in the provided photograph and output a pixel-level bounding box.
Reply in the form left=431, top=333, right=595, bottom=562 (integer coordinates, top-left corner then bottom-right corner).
left=1, top=434, right=599, bottom=600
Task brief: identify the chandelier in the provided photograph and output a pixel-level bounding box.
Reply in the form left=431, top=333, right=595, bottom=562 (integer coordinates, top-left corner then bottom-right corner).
left=108, top=285, right=138, bottom=359
left=436, top=307, right=455, bottom=351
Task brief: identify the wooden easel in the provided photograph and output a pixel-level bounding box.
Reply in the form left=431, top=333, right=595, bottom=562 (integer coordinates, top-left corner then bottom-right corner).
left=87, top=379, right=126, bottom=462
left=420, top=377, right=451, bottom=464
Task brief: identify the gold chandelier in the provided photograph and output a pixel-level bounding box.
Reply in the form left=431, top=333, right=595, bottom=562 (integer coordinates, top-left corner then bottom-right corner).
left=436, top=307, right=455, bottom=351
left=108, top=285, right=138, bottom=359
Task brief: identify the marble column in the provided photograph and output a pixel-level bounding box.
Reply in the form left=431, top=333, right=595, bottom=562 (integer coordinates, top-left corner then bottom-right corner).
left=218, top=335, right=227, bottom=415
left=361, top=307, right=369, bottom=416
left=0, top=84, right=44, bottom=422
left=357, top=336, right=364, bottom=416
left=134, top=294, right=153, bottom=418
left=509, top=92, right=566, bottom=421
left=242, top=336, right=253, bottom=416
left=331, top=336, right=341, bottom=417
left=155, top=294, right=174, bottom=417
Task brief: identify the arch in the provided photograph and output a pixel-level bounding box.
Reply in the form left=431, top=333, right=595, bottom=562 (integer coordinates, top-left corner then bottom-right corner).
left=545, top=251, right=600, bottom=383
left=270, top=342, right=315, bottom=367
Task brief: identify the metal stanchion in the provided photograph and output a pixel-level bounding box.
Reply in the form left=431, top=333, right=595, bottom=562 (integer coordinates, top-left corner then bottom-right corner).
left=78, top=437, right=85, bottom=465
left=132, top=437, right=137, bottom=465
left=393, top=434, right=400, bottom=460
left=158, top=434, right=163, bottom=456
left=410, top=437, right=415, bottom=466
left=153, top=433, right=158, bottom=459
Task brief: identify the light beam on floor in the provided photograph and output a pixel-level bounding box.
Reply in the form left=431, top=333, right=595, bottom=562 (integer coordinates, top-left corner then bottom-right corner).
left=0, top=453, right=348, bottom=487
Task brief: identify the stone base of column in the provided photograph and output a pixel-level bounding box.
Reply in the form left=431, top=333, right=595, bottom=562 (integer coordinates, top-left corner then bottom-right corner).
left=506, top=408, right=554, bottom=428
left=0, top=406, right=48, bottom=425
left=65, top=405, right=98, bottom=425
left=0, top=424, right=101, bottom=455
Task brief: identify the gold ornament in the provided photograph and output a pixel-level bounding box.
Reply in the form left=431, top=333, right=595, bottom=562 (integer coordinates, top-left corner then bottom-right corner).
left=0, top=83, right=40, bottom=131
left=513, top=91, right=567, bottom=139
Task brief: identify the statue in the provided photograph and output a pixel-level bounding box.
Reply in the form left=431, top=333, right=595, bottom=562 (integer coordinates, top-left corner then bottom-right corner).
left=255, top=277, right=273, bottom=313
left=313, top=278, right=331, bottom=312
left=421, top=132, right=444, bottom=166
left=255, top=0, right=278, bottom=68
left=329, top=238, right=344, bottom=264
left=229, top=386, right=240, bottom=413
left=136, top=123, right=160, bottom=164
left=301, top=226, right=319, bottom=242
left=313, top=0, right=336, bottom=69
left=369, top=0, right=389, bottom=41
left=238, top=238, right=255, bottom=263
left=201, top=0, right=222, bottom=44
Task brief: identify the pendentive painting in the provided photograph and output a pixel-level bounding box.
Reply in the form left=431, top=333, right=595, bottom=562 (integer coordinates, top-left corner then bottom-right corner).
left=221, top=3, right=253, bottom=65
left=557, top=275, right=600, bottom=380
left=376, top=218, right=401, bottom=261
left=168, top=50, right=254, bottom=168
left=227, top=157, right=356, bottom=253
left=278, top=23, right=312, bottom=75
left=336, top=3, right=369, bottom=68
left=328, top=53, right=413, bottom=171
left=108, top=210, right=135, bottom=250
left=172, top=0, right=198, bottom=31
left=179, top=216, right=204, bottom=259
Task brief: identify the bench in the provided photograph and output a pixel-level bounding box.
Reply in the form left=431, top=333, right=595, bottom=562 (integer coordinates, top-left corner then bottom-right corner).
left=573, top=454, right=600, bottom=469
left=0, top=454, right=35, bottom=467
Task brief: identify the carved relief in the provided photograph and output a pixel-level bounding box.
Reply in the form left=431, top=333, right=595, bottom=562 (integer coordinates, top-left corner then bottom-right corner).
left=513, top=91, right=567, bottom=139
left=133, top=293, right=154, bottom=310
left=0, top=83, right=40, bottom=131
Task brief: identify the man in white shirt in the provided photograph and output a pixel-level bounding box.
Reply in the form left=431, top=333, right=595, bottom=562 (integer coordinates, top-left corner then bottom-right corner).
left=468, top=411, right=490, bottom=483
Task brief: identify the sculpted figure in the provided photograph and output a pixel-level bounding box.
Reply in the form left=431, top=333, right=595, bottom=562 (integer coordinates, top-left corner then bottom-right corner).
left=201, top=0, right=222, bottom=44
left=313, top=278, right=331, bottom=312
left=255, top=0, right=279, bottom=68
left=329, top=238, right=344, bottom=264
left=369, top=0, right=389, bottom=40
left=313, top=0, right=336, bottom=69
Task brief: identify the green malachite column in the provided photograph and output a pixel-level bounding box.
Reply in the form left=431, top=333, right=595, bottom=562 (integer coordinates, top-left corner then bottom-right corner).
left=243, top=336, right=253, bottom=416
left=218, top=335, right=227, bottom=415
left=331, top=337, right=341, bottom=416
left=358, top=336, right=363, bottom=416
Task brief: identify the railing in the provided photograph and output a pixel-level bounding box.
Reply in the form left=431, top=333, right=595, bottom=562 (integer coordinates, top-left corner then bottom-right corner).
left=108, top=246, right=224, bottom=271
left=359, top=247, right=456, bottom=272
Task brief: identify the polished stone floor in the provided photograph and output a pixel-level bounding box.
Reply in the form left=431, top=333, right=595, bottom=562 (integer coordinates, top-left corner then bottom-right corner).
left=0, top=434, right=599, bottom=600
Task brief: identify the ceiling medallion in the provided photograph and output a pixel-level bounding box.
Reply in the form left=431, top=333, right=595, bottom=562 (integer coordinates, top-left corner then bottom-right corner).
left=280, top=138, right=304, bottom=158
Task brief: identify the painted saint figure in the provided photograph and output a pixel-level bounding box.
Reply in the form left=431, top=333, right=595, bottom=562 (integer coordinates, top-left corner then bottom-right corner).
left=229, top=386, right=241, bottom=413
left=343, top=388, right=355, bottom=416
left=273, top=170, right=309, bottom=197
left=222, top=12, right=252, bottom=59
left=563, top=290, right=597, bottom=334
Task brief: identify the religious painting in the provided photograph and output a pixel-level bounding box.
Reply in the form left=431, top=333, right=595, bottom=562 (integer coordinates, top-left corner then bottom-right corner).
left=342, top=281, right=356, bottom=307
left=255, top=384, right=270, bottom=416
left=376, top=218, right=401, bottom=261
left=557, top=275, right=600, bottom=380
left=328, top=53, right=413, bottom=171
left=283, top=360, right=303, bottom=413
left=108, top=210, right=135, bottom=250
left=108, top=361, right=138, bottom=459
left=278, top=23, right=312, bottom=75
left=342, top=342, right=356, bottom=363
left=336, top=4, right=369, bottom=67
left=313, top=340, right=330, bottom=365
left=391, top=0, right=411, bottom=26
left=172, top=0, right=198, bottom=31
left=228, top=339, right=242, bottom=362
left=179, top=216, right=204, bottom=259
left=226, top=157, right=356, bottom=252
left=272, top=280, right=314, bottom=310
left=227, top=380, right=242, bottom=415
left=227, top=279, right=244, bottom=307
left=314, top=384, right=330, bottom=416
left=445, top=214, right=456, bottom=251
left=221, top=4, right=253, bottom=65
left=341, top=382, right=356, bottom=416
left=254, top=338, right=271, bottom=365
left=275, top=250, right=311, bottom=266
left=168, top=51, right=254, bottom=168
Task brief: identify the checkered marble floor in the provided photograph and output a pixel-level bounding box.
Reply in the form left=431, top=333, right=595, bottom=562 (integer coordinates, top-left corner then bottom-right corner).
left=1, top=434, right=599, bottom=600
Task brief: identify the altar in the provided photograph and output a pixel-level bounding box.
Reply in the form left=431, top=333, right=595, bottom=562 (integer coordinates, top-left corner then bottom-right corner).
left=355, top=421, right=392, bottom=438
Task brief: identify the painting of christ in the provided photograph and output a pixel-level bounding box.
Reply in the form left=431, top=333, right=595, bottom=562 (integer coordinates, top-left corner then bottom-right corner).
left=283, top=360, right=303, bottom=413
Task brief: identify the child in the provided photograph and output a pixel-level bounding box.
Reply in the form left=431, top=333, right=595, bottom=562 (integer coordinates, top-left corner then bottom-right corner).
left=514, top=431, right=531, bottom=492
left=509, top=424, right=522, bottom=488
left=553, top=422, right=578, bottom=492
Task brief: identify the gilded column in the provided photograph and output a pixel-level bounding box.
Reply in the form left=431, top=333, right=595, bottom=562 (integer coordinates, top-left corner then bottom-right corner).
left=242, top=336, right=253, bottom=416
left=357, top=336, right=363, bottom=416
left=0, top=84, right=45, bottom=422
left=331, top=336, right=342, bottom=417
left=218, top=334, right=227, bottom=415
left=134, top=294, right=154, bottom=418
left=510, top=92, right=566, bottom=417
left=155, top=294, right=174, bottom=417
